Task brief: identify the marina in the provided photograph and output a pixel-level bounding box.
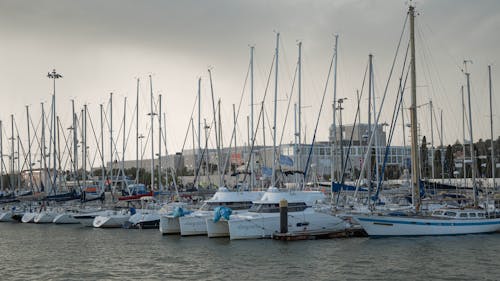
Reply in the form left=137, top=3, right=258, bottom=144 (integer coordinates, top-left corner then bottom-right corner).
left=0, top=0, right=499, bottom=280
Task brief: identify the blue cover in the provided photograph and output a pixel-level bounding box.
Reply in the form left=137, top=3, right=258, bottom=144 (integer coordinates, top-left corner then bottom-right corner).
left=172, top=207, right=190, bottom=218
left=213, top=206, right=232, bottom=223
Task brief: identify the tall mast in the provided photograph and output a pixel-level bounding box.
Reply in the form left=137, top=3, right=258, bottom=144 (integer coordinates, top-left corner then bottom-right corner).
left=109, top=92, right=114, bottom=192
left=297, top=41, right=302, bottom=186
left=461, top=86, right=467, bottom=187
left=16, top=133, right=20, bottom=189
left=136, top=78, right=140, bottom=184
left=464, top=60, right=477, bottom=207
left=149, top=75, right=155, bottom=189
left=272, top=32, right=279, bottom=188
left=488, top=65, right=495, bottom=190
left=430, top=99, right=435, bottom=179
left=409, top=5, right=421, bottom=211
left=262, top=101, right=266, bottom=173
left=158, top=94, right=162, bottom=190
left=57, top=116, right=63, bottom=190
left=122, top=97, right=126, bottom=187
left=208, top=69, right=222, bottom=186
left=331, top=35, right=338, bottom=183
left=26, top=106, right=33, bottom=191
left=71, top=100, right=78, bottom=186
left=233, top=103, right=237, bottom=176
left=41, top=103, right=46, bottom=190
left=100, top=104, right=105, bottom=193
left=83, top=105, right=88, bottom=187
left=367, top=54, right=373, bottom=204
left=0, top=120, right=3, bottom=191
left=10, top=115, right=14, bottom=190
left=250, top=46, right=255, bottom=189
left=440, top=109, right=444, bottom=183
left=197, top=78, right=201, bottom=189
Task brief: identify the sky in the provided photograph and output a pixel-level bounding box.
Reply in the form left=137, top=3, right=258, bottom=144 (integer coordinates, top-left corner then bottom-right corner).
left=0, top=0, right=499, bottom=164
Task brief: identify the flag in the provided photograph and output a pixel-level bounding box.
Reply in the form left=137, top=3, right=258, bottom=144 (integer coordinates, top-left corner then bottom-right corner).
left=279, top=155, right=294, bottom=166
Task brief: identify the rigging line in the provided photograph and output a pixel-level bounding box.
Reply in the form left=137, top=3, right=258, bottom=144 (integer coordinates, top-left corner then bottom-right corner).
left=124, top=99, right=138, bottom=159
left=278, top=62, right=298, bottom=146
left=221, top=57, right=251, bottom=177
left=335, top=61, right=370, bottom=205
left=86, top=108, right=103, bottom=164
left=354, top=12, right=408, bottom=198
left=375, top=59, right=411, bottom=199
left=303, top=49, right=336, bottom=181
left=241, top=52, right=276, bottom=183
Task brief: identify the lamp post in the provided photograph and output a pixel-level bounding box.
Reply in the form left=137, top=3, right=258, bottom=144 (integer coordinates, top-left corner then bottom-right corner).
left=47, top=69, right=62, bottom=193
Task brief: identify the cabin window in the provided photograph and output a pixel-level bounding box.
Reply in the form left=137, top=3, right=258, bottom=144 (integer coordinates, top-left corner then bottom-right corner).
left=459, top=213, right=468, bottom=218
left=444, top=211, right=457, bottom=217
left=434, top=211, right=443, bottom=215
left=469, top=213, right=476, bottom=218
left=477, top=213, right=485, bottom=218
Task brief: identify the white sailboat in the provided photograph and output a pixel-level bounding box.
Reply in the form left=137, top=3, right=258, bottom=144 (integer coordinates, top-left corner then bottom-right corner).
left=353, top=5, right=500, bottom=236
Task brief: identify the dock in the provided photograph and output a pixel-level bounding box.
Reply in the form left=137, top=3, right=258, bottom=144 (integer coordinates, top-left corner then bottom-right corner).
left=272, top=227, right=367, bottom=241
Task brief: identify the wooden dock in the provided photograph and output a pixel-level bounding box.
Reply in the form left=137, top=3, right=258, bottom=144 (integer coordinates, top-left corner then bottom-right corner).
left=272, top=227, right=367, bottom=241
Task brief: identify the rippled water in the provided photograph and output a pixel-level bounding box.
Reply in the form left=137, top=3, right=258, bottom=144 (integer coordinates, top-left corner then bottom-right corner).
left=1, top=223, right=499, bottom=280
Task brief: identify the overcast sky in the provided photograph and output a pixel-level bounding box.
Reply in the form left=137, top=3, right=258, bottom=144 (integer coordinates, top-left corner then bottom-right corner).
left=0, top=0, right=498, bottom=162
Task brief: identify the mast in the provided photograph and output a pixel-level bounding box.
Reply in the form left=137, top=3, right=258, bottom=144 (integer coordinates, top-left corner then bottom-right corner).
left=16, top=134, right=20, bottom=189
left=136, top=78, right=140, bottom=183
left=367, top=54, right=373, bottom=204
left=41, top=103, right=47, bottom=191
left=149, top=75, right=155, bottom=190
left=233, top=103, right=237, bottom=176
left=331, top=35, right=338, bottom=183
left=272, top=32, right=279, bottom=188
left=430, top=99, right=435, bottom=179
left=26, top=106, right=33, bottom=191
left=297, top=41, right=302, bottom=187
left=71, top=100, right=78, bottom=186
left=10, top=115, right=14, bottom=190
left=489, top=65, right=495, bottom=190
left=462, top=86, right=467, bottom=187
left=208, top=69, right=222, bottom=187
left=409, top=5, right=421, bottom=211
left=158, top=94, right=162, bottom=190
left=57, top=116, right=63, bottom=190
left=100, top=104, right=105, bottom=194
left=122, top=98, right=126, bottom=188
left=109, top=92, right=114, bottom=193
left=0, top=120, right=3, bottom=191
left=83, top=105, right=88, bottom=188
left=440, top=109, right=444, bottom=183
left=250, top=46, right=255, bottom=189
left=197, top=78, right=201, bottom=189
left=464, top=60, right=477, bottom=207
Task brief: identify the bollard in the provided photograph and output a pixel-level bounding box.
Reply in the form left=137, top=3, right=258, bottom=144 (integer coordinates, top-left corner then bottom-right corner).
left=279, top=199, right=288, bottom=234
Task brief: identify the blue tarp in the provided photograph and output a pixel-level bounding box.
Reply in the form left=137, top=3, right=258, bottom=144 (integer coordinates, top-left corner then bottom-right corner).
left=213, top=206, right=232, bottom=223
left=172, top=207, right=191, bottom=218
left=279, top=155, right=294, bottom=166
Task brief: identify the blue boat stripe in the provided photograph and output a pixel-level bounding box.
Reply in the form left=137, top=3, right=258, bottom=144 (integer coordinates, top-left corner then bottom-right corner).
left=357, top=217, right=500, bottom=227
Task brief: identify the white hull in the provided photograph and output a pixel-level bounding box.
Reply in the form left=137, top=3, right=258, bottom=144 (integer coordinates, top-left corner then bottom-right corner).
left=206, top=219, right=229, bottom=238
left=34, top=212, right=58, bottom=224
left=128, top=212, right=159, bottom=229
left=228, top=209, right=346, bottom=240
left=0, top=211, right=15, bottom=222
left=179, top=214, right=209, bottom=236
left=159, top=215, right=180, bottom=234
left=93, top=214, right=130, bottom=228
left=53, top=213, right=80, bottom=224
left=354, top=215, right=500, bottom=236
left=21, top=212, right=37, bottom=223
left=73, top=210, right=112, bottom=227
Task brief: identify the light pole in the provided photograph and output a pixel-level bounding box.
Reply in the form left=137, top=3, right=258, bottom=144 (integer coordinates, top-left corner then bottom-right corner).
left=47, top=69, right=62, bottom=193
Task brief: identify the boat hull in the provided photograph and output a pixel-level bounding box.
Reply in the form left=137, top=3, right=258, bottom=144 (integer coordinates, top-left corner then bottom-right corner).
left=53, top=213, right=80, bottom=224
left=93, top=214, right=130, bottom=228
left=228, top=210, right=346, bottom=240
left=21, top=212, right=37, bottom=223
left=159, top=215, right=180, bottom=234
left=179, top=215, right=208, bottom=236
left=354, top=215, right=500, bottom=237
left=34, top=212, right=57, bottom=224
left=206, top=219, right=229, bottom=238
left=0, top=211, right=15, bottom=222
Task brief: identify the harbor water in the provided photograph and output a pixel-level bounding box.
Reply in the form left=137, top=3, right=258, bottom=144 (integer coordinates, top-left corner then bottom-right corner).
left=1, top=223, right=499, bottom=280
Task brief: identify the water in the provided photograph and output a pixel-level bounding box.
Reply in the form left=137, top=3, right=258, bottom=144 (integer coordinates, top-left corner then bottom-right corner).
left=1, top=223, right=499, bottom=281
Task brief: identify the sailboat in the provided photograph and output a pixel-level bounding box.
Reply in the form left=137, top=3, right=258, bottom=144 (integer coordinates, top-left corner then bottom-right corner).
left=353, top=5, right=500, bottom=236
